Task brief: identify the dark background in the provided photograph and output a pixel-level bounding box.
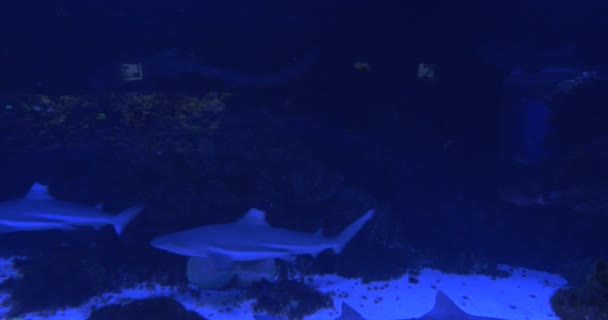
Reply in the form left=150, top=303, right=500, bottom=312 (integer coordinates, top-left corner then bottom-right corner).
left=2, top=0, right=607, bottom=154
left=0, top=1, right=608, bottom=315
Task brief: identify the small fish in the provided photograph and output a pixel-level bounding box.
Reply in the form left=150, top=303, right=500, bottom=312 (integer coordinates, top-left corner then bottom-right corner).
left=354, top=61, right=372, bottom=72
left=0, top=182, right=143, bottom=235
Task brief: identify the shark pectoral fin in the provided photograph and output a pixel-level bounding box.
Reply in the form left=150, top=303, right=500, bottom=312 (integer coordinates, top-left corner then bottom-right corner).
left=276, top=255, right=297, bottom=264
left=25, top=182, right=53, bottom=200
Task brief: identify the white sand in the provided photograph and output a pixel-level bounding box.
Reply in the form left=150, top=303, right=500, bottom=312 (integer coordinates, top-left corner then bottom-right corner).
left=0, top=256, right=567, bottom=320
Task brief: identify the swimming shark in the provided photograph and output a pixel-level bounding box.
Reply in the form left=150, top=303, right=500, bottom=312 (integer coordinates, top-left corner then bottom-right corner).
left=87, top=48, right=320, bottom=89
left=253, top=290, right=508, bottom=320
left=150, top=208, right=375, bottom=263
left=0, top=182, right=143, bottom=235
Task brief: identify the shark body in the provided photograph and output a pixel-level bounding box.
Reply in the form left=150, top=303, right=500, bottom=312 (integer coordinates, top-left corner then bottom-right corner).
left=254, top=290, right=508, bottom=320
left=88, top=48, right=320, bottom=89
left=150, top=208, right=375, bottom=263
left=0, top=182, right=143, bottom=235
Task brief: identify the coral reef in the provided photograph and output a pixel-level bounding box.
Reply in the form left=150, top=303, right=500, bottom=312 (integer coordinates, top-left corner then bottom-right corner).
left=247, top=279, right=333, bottom=320
left=551, top=260, right=608, bottom=320
left=89, top=297, right=207, bottom=320
left=0, top=229, right=188, bottom=316
left=0, top=109, right=386, bottom=316
left=0, top=92, right=227, bottom=155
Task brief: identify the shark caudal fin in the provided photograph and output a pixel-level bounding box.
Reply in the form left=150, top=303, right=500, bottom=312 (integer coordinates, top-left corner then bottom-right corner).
left=112, top=205, right=144, bottom=235
left=333, top=209, right=375, bottom=254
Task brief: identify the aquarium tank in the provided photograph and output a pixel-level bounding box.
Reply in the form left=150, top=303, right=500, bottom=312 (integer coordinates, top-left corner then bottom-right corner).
left=0, top=1, right=607, bottom=319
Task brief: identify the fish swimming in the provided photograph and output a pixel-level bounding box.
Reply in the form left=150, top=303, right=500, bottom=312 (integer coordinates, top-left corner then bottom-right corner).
left=254, top=290, right=508, bottom=320
left=150, top=208, right=375, bottom=262
left=0, top=182, right=143, bottom=235
left=88, top=48, right=320, bottom=89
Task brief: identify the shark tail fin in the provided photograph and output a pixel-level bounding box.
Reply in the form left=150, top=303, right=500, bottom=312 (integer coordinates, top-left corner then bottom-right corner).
left=113, top=205, right=144, bottom=235
left=333, top=209, right=375, bottom=254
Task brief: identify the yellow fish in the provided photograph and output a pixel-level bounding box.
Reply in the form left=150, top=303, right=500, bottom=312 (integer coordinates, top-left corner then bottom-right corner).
left=354, top=61, right=372, bottom=72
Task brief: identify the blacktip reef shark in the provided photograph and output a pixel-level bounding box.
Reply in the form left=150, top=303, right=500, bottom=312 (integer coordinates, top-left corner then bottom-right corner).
left=254, top=290, right=508, bottom=320
left=88, top=48, right=320, bottom=89
left=0, top=182, right=143, bottom=235
left=150, top=208, right=375, bottom=263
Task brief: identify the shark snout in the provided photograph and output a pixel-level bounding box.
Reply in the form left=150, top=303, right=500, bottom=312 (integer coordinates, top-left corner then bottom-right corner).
left=149, top=237, right=168, bottom=250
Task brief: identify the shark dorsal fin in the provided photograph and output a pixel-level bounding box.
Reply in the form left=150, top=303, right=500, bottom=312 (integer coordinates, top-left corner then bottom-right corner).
left=238, top=208, right=269, bottom=226
left=25, top=183, right=53, bottom=200
left=429, top=290, right=467, bottom=316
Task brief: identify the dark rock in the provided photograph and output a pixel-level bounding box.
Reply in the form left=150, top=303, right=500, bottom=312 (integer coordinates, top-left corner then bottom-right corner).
left=551, top=260, right=608, bottom=320
left=247, top=279, right=333, bottom=320
left=88, top=297, right=207, bottom=320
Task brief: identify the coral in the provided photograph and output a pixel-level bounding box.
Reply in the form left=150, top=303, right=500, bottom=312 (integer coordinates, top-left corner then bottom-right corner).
left=247, top=279, right=333, bottom=320
left=551, top=260, right=608, bottom=320
left=89, top=298, right=207, bottom=320
left=0, top=92, right=228, bottom=154
left=0, top=229, right=188, bottom=317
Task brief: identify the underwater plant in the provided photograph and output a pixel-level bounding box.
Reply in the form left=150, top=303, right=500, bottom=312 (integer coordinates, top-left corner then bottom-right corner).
left=550, top=260, right=608, bottom=319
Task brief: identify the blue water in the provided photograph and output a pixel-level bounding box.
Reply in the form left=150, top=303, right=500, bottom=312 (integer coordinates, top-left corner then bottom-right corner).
left=0, top=1, right=607, bottom=319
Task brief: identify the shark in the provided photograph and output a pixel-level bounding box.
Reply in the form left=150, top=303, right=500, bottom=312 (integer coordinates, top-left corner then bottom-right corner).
left=0, top=182, right=143, bottom=235
left=401, top=290, right=509, bottom=320
left=87, top=48, right=320, bottom=89
left=254, top=290, right=508, bottom=320
left=150, top=208, right=375, bottom=263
